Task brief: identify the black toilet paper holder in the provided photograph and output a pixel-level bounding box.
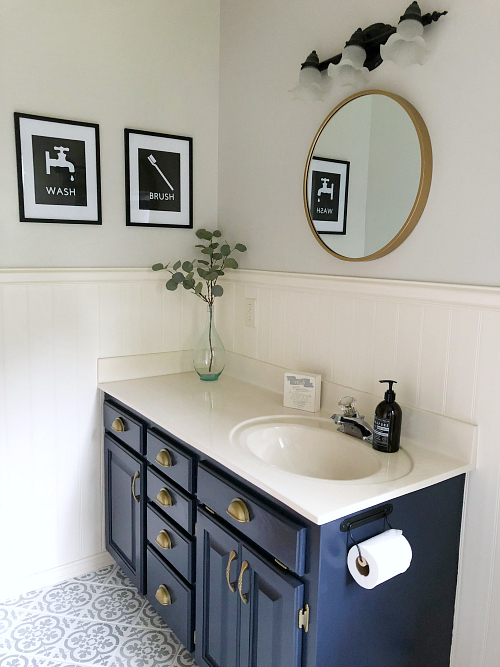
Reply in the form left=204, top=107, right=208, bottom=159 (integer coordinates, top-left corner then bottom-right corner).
left=340, top=503, right=393, bottom=533
left=342, top=504, right=394, bottom=571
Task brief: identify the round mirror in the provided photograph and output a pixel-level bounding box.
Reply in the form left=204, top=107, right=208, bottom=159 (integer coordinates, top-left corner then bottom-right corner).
left=304, top=90, right=432, bottom=261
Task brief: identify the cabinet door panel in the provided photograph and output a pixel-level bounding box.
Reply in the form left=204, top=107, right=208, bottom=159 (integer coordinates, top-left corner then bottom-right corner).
left=239, top=545, right=304, bottom=667
left=196, top=509, right=240, bottom=667
left=104, top=434, right=144, bottom=592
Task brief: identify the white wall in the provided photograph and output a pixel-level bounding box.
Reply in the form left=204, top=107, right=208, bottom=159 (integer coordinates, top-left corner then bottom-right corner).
left=0, top=0, right=220, bottom=268
left=0, top=269, right=204, bottom=598
left=218, top=0, right=500, bottom=286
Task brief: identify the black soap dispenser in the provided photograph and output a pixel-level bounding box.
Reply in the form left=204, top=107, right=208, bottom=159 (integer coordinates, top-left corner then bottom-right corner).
left=372, top=380, right=402, bottom=453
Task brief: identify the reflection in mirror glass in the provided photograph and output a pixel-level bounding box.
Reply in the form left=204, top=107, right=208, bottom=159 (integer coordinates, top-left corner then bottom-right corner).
left=304, top=91, right=431, bottom=261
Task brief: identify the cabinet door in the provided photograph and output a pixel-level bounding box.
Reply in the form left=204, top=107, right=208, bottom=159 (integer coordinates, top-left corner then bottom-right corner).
left=196, top=508, right=240, bottom=667
left=104, top=434, right=144, bottom=592
left=239, top=545, right=304, bottom=667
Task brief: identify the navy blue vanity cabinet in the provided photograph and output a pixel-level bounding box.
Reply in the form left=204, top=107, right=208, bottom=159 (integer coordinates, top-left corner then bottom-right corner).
left=104, top=433, right=145, bottom=593
left=103, top=395, right=466, bottom=667
left=196, top=507, right=304, bottom=667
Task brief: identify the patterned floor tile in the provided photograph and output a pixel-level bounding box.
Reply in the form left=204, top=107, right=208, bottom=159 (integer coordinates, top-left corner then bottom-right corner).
left=0, top=566, right=197, bottom=667
left=71, top=567, right=115, bottom=586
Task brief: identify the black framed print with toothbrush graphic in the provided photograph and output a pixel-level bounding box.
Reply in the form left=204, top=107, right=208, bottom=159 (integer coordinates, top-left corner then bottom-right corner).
left=125, top=129, right=193, bottom=228
left=14, top=113, right=101, bottom=224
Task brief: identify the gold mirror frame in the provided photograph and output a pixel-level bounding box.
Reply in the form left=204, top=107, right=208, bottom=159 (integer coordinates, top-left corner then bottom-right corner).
left=303, top=90, right=432, bottom=262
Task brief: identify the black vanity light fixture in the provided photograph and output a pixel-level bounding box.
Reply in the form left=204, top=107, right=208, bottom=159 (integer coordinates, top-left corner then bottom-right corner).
left=292, top=2, right=447, bottom=102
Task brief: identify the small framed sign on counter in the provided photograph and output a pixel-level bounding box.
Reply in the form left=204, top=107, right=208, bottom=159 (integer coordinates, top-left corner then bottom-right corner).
left=125, top=128, right=193, bottom=228
left=14, top=112, right=101, bottom=225
left=284, top=372, right=321, bottom=413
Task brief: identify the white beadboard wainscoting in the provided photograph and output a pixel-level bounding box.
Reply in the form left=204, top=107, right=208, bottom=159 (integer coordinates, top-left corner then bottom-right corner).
left=0, top=269, right=205, bottom=601
left=1, top=267, right=500, bottom=666
left=217, top=270, right=500, bottom=667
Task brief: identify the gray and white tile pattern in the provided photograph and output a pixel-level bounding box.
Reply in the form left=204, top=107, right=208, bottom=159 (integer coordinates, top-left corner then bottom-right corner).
left=0, top=565, right=197, bottom=667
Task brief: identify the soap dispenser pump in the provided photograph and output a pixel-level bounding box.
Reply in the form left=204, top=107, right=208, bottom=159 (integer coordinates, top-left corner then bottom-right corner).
left=372, top=380, right=402, bottom=453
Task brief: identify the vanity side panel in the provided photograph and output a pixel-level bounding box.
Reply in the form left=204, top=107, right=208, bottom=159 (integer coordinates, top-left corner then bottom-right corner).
left=313, top=475, right=465, bottom=667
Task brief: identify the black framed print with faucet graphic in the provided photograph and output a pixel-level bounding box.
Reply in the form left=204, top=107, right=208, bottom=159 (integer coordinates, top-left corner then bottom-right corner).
left=14, top=113, right=101, bottom=224
left=125, top=129, right=193, bottom=228
left=307, top=157, right=349, bottom=234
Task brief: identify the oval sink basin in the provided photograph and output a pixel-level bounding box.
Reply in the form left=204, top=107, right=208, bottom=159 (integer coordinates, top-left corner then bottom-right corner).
left=230, top=416, right=413, bottom=484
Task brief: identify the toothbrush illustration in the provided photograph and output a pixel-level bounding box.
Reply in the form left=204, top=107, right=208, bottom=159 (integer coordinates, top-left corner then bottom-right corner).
left=147, top=154, right=174, bottom=191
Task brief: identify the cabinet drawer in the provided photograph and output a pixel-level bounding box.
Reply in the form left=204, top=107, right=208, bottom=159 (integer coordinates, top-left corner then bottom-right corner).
left=147, top=504, right=195, bottom=583
left=198, top=461, right=307, bottom=576
left=147, top=468, right=196, bottom=535
left=103, top=401, right=144, bottom=455
left=147, top=429, right=196, bottom=494
left=146, top=546, right=194, bottom=652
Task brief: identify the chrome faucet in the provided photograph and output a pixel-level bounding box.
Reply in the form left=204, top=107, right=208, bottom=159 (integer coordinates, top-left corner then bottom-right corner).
left=331, top=396, right=373, bottom=443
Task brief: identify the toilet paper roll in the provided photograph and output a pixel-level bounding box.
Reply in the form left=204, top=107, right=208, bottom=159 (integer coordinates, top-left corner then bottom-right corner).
left=347, top=528, right=412, bottom=589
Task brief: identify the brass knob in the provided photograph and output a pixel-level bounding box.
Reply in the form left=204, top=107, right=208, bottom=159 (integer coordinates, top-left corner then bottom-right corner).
left=155, top=584, right=172, bottom=606
left=227, top=498, right=250, bottom=523
left=226, top=550, right=237, bottom=593
left=155, top=530, right=172, bottom=550
left=111, top=417, right=125, bottom=432
left=156, top=488, right=172, bottom=507
left=131, top=471, right=140, bottom=503
left=155, top=449, right=172, bottom=467
left=238, top=560, right=249, bottom=604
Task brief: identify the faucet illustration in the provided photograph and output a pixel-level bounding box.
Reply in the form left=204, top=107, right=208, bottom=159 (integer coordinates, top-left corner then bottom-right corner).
left=317, top=177, right=335, bottom=202
left=45, top=146, right=75, bottom=182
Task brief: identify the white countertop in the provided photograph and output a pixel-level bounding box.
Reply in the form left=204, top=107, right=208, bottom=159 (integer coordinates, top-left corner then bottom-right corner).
left=98, top=372, right=475, bottom=525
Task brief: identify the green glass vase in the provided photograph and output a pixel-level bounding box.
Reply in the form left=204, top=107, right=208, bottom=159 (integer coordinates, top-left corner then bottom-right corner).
left=193, top=305, right=225, bottom=381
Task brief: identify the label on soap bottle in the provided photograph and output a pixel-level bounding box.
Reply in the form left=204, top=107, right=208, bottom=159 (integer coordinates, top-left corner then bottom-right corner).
left=373, top=416, right=390, bottom=450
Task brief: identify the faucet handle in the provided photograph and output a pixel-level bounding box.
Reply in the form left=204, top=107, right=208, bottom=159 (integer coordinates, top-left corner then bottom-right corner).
left=338, top=396, right=360, bottom=418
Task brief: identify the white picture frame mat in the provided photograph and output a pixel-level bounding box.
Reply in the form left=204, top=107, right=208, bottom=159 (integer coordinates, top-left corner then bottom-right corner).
left=19, top=117, right=98, bottom=220
left=308, top=157, right=348, bottom=234
left=128, top=133, right=190, bottom=225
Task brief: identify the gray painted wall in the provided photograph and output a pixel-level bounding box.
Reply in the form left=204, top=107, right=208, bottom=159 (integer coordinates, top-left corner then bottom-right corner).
left=218, top=0, right=500, bottom=286
left=0, top=0, right=220, bottom=268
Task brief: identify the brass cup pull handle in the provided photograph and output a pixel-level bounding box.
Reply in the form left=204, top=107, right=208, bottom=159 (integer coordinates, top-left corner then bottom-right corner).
left=156, top=488, right=172, bottom=507
left=226, top=550, right=237, bottom=593
left=131, top=471, right=140, bottom=503
left=227, top=498, right=251, bottom=523
left=111, top=417, right=125, bottom=432
left=155, top=449, right=172, bottom=468
left=155, top=530, right=172, bottom=550
left=155, top=584, right=172, bottom=606
left=238, top=560, right=249, bottom=604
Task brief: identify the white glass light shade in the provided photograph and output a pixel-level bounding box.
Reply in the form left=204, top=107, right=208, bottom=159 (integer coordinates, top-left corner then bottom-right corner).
left=328, top=60, right=369, bottom=89
left=380, top=20, right=428, bottom=68
left=397, top=18, right=424, bottom=40
left=341, top=44, right=367, bottom=69
left=290, top=66, right=330, bottom=102
left=328, top=43, right=368, bottom=89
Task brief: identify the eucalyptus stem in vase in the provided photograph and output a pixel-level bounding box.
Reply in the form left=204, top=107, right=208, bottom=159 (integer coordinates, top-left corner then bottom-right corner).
left=153, top=228, right=247, bottom=381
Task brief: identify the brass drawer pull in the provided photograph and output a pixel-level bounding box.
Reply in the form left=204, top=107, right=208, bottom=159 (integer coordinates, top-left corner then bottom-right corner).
left=156, top=488, right=172, bottom=507
left=155, top=448, right=172, bottom=468
left=131, top=471, right=140, bottom=503
left=111, top=417, right=125, bottom=432
left=227, top=498, right=250, bottom=523
left=155, top=530, right=172, bottom=550
left=155, top=584, right=172, bottom=606
left=238, top=560, right=249, bottom=604
left=226, top=550, right=237, bottom=593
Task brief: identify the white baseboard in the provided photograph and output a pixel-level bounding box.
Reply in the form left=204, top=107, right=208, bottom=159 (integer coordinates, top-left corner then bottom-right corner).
left=0, top=551, right=115, bottom=602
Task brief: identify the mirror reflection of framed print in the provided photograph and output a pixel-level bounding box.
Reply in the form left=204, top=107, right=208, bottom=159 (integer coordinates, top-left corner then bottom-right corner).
left=125, top=128, right=193, bottom=228
left=307, top=156, right=349, bottom=235
left=14, top=112, right=101, bottom=224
